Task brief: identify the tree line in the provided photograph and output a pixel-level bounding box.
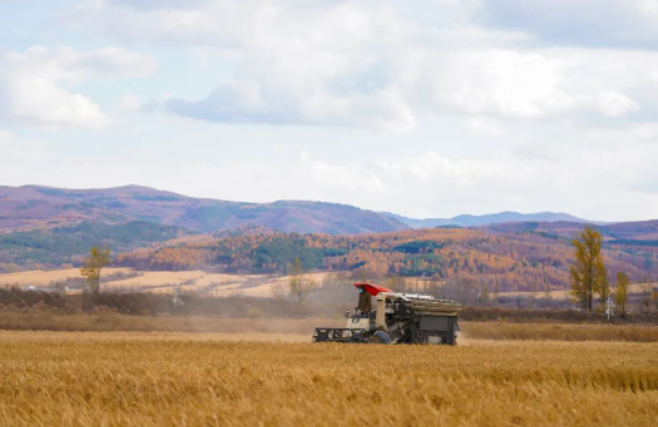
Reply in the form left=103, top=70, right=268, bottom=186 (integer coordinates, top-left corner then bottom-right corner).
left=114, top=228, right=658, bottom=295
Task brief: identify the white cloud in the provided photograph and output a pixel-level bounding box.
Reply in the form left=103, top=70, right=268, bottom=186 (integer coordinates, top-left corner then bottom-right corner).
left=5, top=114, right=658, bottom=221
left=3, top=0, right=656, bottom=222
left=302, top=153, right=385, bottom=194
left=596, top=91, right=640, bottom=117
left=476, top=0, right=658, bottom=49
left=116, top=94, right=142, bottom=112
left=422, top=47, right=658, bottom=120
left=68, top=0, right=658, bottom=130
left=165, top=80, right=416, bottom=132
left=0, top=46, right=155, bottom=129
left=468, top=117, right=503, bottom=137
left=0, top=132, right=54, bottom=180
left=180, top=142, right=658, bottom=220
left=426, top=49, right=573, bottom=119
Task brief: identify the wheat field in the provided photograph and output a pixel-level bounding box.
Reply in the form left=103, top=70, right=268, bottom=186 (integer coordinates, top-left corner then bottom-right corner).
left=0, top=332, right=657, bottom=427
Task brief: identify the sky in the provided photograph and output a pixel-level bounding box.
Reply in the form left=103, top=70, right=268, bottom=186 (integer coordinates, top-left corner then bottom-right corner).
left=1, top=0, right=658, bottom=221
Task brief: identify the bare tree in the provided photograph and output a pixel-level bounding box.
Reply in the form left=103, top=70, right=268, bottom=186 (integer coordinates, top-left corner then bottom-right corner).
left=288, top=258, right=316, bottom=305
left=480, top=283, right=490, bottom=307
left=385, top=275, right=406, bottom=293
left=543, top=280, right=552, bottom=302
left=427, top=274, right=442, bottom=298
left=493, top=279, right=501, bottom=305
left=270, top=280, right=288, bottom=301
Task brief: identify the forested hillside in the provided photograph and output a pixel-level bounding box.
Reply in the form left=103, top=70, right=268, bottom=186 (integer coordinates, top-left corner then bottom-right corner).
left=116, top=226, right=658, bottom=294
left=0, top=185, right=407, bottom=235
left=0, top=222, right=189, bottom=269
left=3, top=185, right=658, bottom=293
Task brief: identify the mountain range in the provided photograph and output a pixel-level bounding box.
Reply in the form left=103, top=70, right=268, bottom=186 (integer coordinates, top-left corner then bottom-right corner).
left=385, top=211, right=590, bottom=229
left=0, top=185, right=597, bottom=235
left=0, top=184, right=630, bottom=270
left=0, top=185, right=406, bottom=235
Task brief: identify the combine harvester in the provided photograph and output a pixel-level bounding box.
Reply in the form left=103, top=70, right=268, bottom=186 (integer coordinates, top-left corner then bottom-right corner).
left=313, top=283, right=462, bottom=345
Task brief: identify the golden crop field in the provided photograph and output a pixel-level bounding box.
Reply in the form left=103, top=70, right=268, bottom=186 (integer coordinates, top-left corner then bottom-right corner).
left=0, top=268, right=342, bottom=297
left=1, top=332, right=657, bottom=427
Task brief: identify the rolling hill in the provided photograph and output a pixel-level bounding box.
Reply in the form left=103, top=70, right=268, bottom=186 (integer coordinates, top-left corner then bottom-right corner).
left=0, top=185, right=408, bottom=235
left=483, top=220, right=658, bottom=242
left=1, top=184, right=656, bottom=277
left=115, top=224, right=658, bottom=296
left=0, top=185, right=410, bottom=269
left=0, top=222, right=191, bottom=268
left=387, top=211, right=592, bottom=228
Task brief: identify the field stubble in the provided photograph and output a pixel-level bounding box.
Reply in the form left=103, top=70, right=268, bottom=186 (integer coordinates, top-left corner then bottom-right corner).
left=0, top=333, right=657, bottom=427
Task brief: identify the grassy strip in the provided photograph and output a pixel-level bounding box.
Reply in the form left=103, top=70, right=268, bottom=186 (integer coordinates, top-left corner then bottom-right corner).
left=462, top=322, right=658, bottom=342
left=2, top=310, right=658, bottom=342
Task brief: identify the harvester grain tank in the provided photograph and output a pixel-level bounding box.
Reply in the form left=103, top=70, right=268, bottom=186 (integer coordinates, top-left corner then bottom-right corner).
left=313, top=283, right=462, bottom=345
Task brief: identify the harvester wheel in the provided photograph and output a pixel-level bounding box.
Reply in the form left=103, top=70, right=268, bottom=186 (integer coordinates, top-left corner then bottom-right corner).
left=370, top=331, right=392, bottom=344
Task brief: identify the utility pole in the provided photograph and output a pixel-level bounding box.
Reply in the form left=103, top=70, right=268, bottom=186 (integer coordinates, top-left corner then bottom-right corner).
left=606, top=296, right=614, bottom=321
left=173, top=285, right=184, bottom=309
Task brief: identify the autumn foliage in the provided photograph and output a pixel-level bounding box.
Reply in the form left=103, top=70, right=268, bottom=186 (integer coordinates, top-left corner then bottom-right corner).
left=115, top=228, right=658, bottom=294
